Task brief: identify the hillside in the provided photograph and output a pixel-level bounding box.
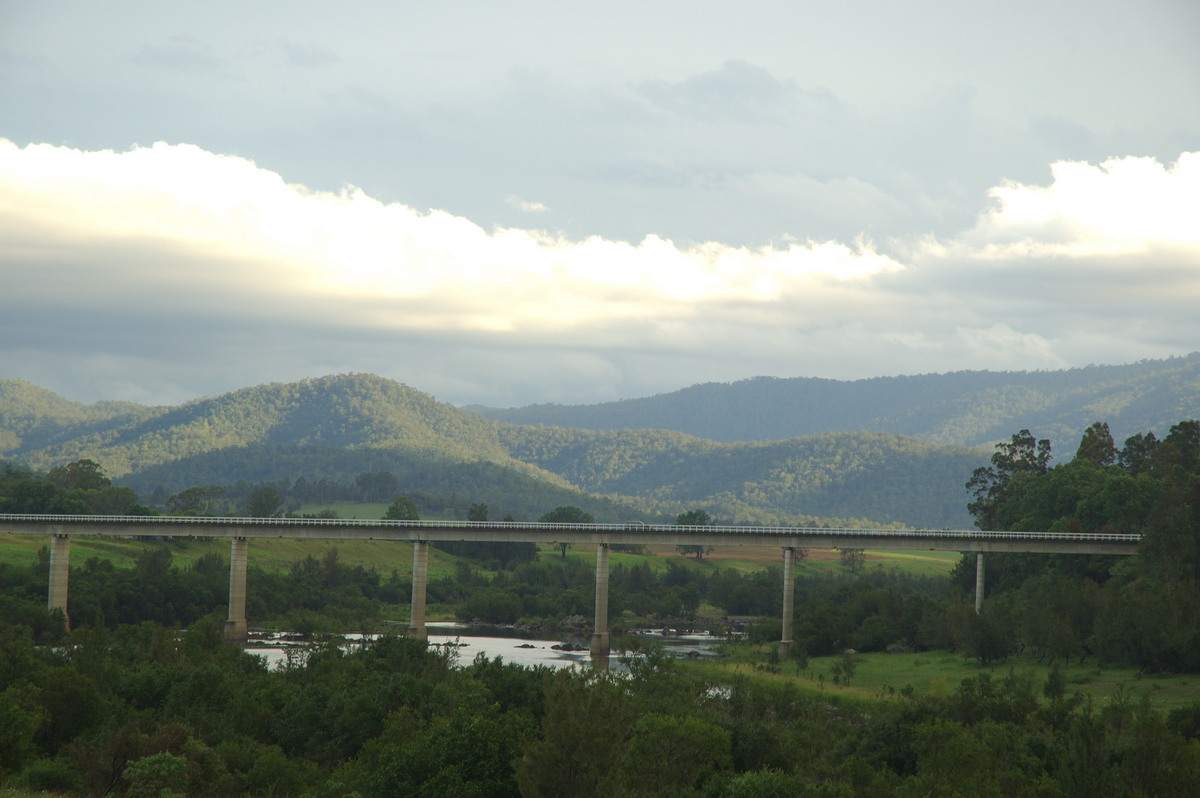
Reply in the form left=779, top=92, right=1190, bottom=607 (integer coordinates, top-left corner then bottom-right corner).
left=0, top=374, right=985, bottom=526
left=469, top=353, right=1200, bottom=450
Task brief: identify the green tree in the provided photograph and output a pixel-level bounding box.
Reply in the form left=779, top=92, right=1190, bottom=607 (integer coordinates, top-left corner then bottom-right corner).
left=166, top=485, right=225, bottom=516
left=539, top=506, right=593, bottom=558
left=966, top=430, right=1051, bottom=530
left=1119, top=431, right=1160, bottom=475
left=1075, top=421, right=1117, bottom=468
left=46, top=459, right=110, bottom=491
left=243, top=485, right=283, bottom=517
left=516, top=673, right=628, bottom=798
left=675, top=508, right=716, bottom=559
left=384, top=496, right=420, bottom=520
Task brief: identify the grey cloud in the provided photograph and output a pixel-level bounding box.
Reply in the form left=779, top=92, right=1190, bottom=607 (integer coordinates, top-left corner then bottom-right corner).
left=280, top=40, right=341, bottom=68
left=635, top=59, right=802, bottom=120
left=129, top=36, right=226, bottom=72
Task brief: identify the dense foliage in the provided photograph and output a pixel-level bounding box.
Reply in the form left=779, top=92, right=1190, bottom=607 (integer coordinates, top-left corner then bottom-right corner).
left=5, top=619, right=1200, bottom=796
left=959, top=420, right=1200, bottom=672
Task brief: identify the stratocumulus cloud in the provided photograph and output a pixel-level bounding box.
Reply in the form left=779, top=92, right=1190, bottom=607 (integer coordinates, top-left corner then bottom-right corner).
left=1, top=139, right=1198, bottom=406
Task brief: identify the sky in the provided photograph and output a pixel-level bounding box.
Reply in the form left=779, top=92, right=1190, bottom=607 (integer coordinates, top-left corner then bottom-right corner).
left=2, top=1, right=1198, bottom=409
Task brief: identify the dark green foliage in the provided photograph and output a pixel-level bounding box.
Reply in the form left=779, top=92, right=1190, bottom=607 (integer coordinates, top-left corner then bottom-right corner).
left=963, top=419, right=1200, bottom=672
left=382, top=496, right=419, bottom=520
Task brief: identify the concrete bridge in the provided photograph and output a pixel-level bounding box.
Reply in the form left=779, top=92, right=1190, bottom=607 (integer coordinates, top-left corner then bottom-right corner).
left=0, top=514, right=1140, bottom=666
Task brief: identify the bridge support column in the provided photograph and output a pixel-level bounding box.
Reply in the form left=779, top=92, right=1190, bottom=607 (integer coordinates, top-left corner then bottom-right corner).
left=779, top=547, right=796, bottom=657
left=591, top=544, right=610, bottom=669
left=974, top=553, right=985, bottom=614
left=408, top=541, right=428, bottom=641
left=48, top=533, right=70, bottom=631
left=225, top=537, right=248, bottom=642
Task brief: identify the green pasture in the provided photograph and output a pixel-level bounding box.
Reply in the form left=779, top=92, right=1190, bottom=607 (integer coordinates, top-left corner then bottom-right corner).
left=698, top=645, right=1200, bottom=713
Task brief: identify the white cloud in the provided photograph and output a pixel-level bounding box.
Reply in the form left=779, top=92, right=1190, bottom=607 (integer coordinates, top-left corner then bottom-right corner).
left=1, top=140, right=1198, bottom=406
left=506, top=196, right=548, bottom=213
left=956, top=153, right=1200, bottom=257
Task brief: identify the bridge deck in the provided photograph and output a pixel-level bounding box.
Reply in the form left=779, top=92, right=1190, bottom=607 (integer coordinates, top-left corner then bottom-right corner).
left=1, top=514, right=1140, bottom=555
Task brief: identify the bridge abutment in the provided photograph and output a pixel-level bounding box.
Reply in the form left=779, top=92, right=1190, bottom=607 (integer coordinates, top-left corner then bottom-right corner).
left=408, top=541, right=429, bottom=640
left=591, top=543, right=610, bottom=669
left=225, top=537, right=248, bottom=642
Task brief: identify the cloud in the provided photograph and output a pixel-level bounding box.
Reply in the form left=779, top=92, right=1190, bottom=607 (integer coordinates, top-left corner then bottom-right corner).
left=1, top=140, right=1197, bottom=407
left=506, top=196, right=548, bottom=213
left=960, top=153, right=1200, bottom=255
left=279, top=40, right=341, bottom=68
left=129, top=36, right=226, bottom=72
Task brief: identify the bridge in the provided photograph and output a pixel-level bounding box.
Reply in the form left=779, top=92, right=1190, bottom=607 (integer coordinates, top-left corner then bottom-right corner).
left=1, top=514, right=1140, bottom=666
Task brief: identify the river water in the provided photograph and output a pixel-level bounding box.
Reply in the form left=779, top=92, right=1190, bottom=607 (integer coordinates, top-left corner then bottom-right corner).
left=246, top=623, right=722, bottom=671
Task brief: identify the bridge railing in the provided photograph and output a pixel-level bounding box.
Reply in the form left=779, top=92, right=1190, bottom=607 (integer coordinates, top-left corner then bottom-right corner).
left=0, top=513, right=1142, bottom=544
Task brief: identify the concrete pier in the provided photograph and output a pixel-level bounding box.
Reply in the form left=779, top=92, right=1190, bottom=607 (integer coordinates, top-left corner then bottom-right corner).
left=779, top=547, right=796, bottom=657
left=408, top=541, right=429, bottom=640
left=975, top=553, right=985, bottom=614
left=225, top=537, right=248, bottom=642
left=49, top=533, right=70, bottom=631
left=590, top=544, right=610, bottom=668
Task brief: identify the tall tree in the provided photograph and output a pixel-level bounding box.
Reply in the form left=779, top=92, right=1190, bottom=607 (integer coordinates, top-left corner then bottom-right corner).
left=1075, top=421, right=1117, bottom=468
left=966, top=430, right=1051, bottom=530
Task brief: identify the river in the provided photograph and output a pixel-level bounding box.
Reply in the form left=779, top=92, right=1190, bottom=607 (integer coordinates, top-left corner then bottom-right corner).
left=246, top=623, right=723, bottom=670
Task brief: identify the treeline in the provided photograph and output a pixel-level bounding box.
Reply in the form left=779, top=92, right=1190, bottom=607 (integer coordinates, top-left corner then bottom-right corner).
left=955, top=420, right=1200, bottom=671
left=5, top=619, right=1200, bottom=796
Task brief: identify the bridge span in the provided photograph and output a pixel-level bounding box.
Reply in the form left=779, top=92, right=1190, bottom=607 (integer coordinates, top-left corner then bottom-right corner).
left=1, top=514, right=1140, bottom=666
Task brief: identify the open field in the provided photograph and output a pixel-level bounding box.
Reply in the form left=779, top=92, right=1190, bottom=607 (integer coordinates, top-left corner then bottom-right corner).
left=696, top=646, right=1200, bottom=712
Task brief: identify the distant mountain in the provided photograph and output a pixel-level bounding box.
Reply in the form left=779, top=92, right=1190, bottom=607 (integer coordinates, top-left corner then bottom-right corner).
left=0, top=373, right=987, bottom=527
left=468, top=353, right=1200, bottom=451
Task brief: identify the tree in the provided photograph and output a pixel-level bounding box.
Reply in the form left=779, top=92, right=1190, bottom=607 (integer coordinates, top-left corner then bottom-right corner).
left=46, top=459, right=110, bottom=491
left=539, top=506, right=593, bottom=558
left=242, top=485, right=283, bottom=517
left=165, top=486, right=225, bottom=516
left=675, top=508, right=716, bottom=559
left=840, top=548, right=866, bottom=573
left=1076, top=421, right=1117, bottom=468
left=384, top=497, right=420, bottom=521
left=354, top=471, right=397, bottom=501
left=966, top=430, right=1051, bottom=529
left=1119, top=431, right=1160, bottom=475
left=468, top=503, right=488, bottom=522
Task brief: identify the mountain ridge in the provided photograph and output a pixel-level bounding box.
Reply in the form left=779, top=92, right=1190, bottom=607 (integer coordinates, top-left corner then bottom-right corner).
left=7, top=356, right=1197, bottom=527
left=467, top=353, right=1200, bottom=449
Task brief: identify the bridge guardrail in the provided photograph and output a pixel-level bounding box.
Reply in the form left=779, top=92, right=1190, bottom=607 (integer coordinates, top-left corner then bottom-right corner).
left=0, top=513, right=1142, bottom=544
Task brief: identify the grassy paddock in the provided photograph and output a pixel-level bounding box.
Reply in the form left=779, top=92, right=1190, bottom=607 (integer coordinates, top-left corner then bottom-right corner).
left=696, top=646, right=1200, bottom=712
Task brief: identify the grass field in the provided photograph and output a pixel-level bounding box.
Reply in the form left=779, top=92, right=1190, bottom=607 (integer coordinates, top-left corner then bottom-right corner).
left=697, top=645, right=1200, bottom=712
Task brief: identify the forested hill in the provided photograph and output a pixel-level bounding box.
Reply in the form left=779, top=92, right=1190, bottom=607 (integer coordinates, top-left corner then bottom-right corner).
left=0, top=374, right=536, bottom=479
left=0, top=374, right=984, bottom=527
left=469, top=353, right=1200, bottom=449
